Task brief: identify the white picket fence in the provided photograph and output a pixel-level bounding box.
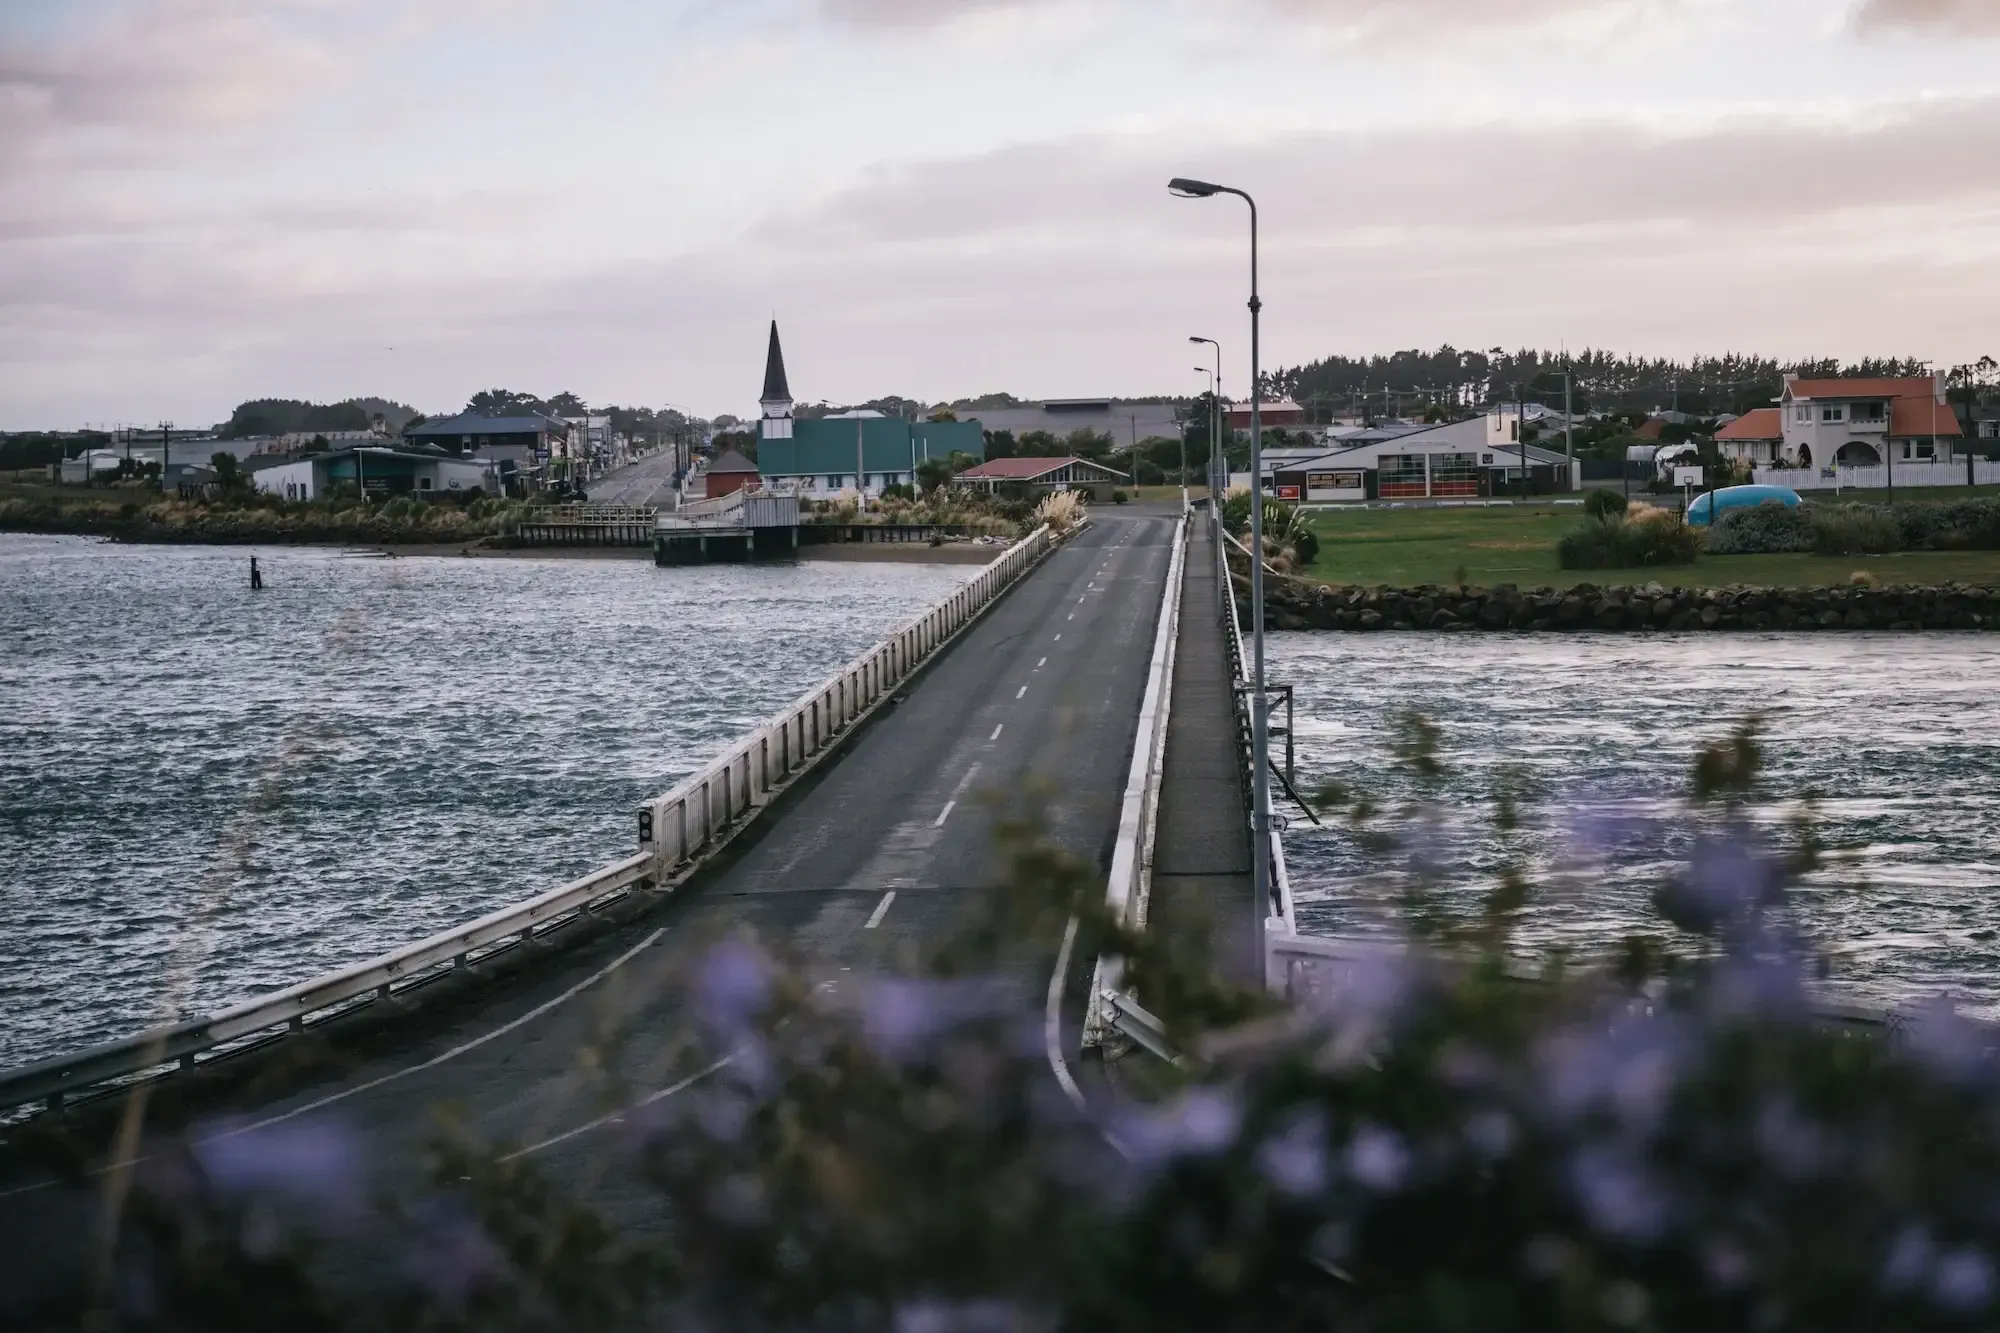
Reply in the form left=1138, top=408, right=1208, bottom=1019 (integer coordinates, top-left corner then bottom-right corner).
left=1755, top=460, right=2000, bottom=492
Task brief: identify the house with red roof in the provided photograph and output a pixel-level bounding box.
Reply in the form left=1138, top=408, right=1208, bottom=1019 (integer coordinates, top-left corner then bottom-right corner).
left=1715, top=407, right=1785, bottom=466
left=1778, top=373, right=1961, bottom=471
left=957, top=456, right=1129, bottom=500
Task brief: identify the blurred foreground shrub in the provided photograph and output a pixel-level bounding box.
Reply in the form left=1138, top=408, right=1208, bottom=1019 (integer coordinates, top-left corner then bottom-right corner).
left=13, top=726, right=2000, bottom=1332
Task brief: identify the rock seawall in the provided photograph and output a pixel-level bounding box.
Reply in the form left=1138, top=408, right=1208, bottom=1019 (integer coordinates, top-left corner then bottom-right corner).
left=1256, top=578, right=2000, bottom=632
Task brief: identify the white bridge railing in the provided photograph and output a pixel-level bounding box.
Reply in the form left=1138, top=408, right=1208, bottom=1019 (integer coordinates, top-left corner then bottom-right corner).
left=1083, top=502, right=1188, bottom=1046
left=0, top=525, right=1057, bottom=1119
left=637, top=525, right=1054, bottom=872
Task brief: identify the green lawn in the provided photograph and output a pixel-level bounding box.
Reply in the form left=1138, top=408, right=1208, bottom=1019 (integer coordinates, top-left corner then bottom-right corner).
left=1298, top=504, right=2000, bottom=590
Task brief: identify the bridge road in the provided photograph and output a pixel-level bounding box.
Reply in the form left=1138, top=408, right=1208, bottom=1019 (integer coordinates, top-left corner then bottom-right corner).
left=0, top=508, right=1179, bottom=1261
left=587, top=450, right=683, bottom=508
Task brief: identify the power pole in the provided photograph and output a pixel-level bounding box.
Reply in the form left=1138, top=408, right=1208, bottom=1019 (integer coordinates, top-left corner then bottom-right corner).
left=1517, top=382, right=1530, bottom=499
left=158, top=421, right=172, bottom=491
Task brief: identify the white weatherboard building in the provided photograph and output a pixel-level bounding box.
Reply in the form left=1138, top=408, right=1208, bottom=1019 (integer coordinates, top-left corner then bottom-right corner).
left=1258, top=414, right=1581, bottom=502
left=253, top=448, right=495, bottom=501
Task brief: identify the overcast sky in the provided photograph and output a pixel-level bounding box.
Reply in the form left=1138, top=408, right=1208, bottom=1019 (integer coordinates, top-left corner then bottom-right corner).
left=3, top=0, right=1998, bottom=427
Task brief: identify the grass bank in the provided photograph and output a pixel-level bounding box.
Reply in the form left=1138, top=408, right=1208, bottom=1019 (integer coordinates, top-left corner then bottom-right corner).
left=1299, top=503, right=2000, bottom=590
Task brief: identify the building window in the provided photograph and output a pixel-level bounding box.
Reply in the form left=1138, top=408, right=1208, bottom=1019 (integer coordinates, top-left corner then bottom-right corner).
left=1856, top=403, right=1885, bottom=423
left=1795, top=404, right=1810, bottom=423
left=1821, top=406, right=1845, bottom=423
left=1984, top=421, right=2000, bottom=440
left=826, top=476, right=840, bottom=489
left=1916, top=442, right=1935, bottom=460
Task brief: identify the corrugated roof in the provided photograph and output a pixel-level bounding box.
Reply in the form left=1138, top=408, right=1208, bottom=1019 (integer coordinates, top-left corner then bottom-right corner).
left=1785, top=376, right=1935, bottom=402
left=1716, top=408, right=1783, bottom=441
left=960, top=456, right=1119, bottom=480
left=408, top=412, right=558, bottom=436
left=708, top=447, right=760, bottom=474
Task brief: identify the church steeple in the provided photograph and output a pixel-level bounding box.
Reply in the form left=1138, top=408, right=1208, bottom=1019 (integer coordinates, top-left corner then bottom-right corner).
left=760, top=320, right=793, bottom=416
left=759, top=321, right=795, bottom=443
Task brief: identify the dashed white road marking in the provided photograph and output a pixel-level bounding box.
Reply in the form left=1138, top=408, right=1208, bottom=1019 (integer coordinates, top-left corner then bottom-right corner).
left=1016, top=685, right=1028, bottom=699
left=1054, top=634, right=1062, bottom=641
left=990, top=723, right=1004, bottom=740
left=866, top=891, right=898, bottom=929
left=1037, top=657, right=1047, bottom=668
left=934, top=801, right=956, bottom=827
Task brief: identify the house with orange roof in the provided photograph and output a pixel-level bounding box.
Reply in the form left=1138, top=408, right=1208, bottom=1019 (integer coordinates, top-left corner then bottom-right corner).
left=1715, top=407, right=1785, bottom=465
left=1778, top=373, right=1961, bottom=471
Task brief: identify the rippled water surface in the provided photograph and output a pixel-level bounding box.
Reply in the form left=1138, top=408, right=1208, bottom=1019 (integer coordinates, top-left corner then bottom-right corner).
left=1271, top=632, right=2000, bottom=1016
left=0, top=536, right=969, bottom=1067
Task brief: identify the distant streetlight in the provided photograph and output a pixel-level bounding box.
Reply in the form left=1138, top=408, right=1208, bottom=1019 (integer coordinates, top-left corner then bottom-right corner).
left=1170, top=176, right=1274, bottom=937
left=1190, top=336, right=1222, bottom=494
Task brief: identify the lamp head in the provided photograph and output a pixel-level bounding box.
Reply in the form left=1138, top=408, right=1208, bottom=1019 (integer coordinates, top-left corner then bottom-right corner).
left=1168, top=177, right=1222, bottom=198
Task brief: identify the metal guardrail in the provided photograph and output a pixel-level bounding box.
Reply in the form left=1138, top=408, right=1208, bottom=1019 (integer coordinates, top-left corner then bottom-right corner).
left=1082, top=504, right=1189, bottom=1047
left=1212, top=507, right=1296, bottom=942
left=0, top=525, right=1059, bottom=1121
left=637, top=524, right=1055, bottom=874
left=521, top=503, right=660, bottom=525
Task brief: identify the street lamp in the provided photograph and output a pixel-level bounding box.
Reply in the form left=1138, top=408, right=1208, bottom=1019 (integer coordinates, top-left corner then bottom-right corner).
left=1190, top=335, right=1222, bottom=495
left=1191, top=367, right=1215, bottom=489
left=1170, top=175, right=1275, bottom=935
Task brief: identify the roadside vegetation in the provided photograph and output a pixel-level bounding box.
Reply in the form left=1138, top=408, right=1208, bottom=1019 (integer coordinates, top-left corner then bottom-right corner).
left=17, top=723, right=2000, bottom=1329
left=802, top=487, right=1033, bottom=538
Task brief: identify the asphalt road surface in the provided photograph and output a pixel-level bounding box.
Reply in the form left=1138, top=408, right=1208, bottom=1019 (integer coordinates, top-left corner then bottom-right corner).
left=0, top=507, right=1180, bottom=1288
left=587, top=450, right=684, bottom=508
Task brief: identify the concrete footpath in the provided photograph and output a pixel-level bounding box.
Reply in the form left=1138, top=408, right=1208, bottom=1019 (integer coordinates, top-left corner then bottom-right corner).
left=1147, top=515, right=1258, bottom=984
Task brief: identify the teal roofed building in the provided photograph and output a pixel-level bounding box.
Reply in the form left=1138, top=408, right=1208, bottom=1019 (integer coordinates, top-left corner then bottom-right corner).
left=755, top=322, right=984, bottom=496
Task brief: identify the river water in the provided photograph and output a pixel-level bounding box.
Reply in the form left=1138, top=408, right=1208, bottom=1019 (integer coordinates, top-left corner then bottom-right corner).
left=0, top=536, right=970, bottom=1069
left=1271, top=631, right=2000, bottom=1018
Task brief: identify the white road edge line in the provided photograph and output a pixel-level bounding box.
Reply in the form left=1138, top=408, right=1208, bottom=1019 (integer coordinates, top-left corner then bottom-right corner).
left=502, top=1056, right=733, bottom=1161
left=866, top=891, right=897, bottom=929
left=933, top=801, right=956, bottom=827
left=213, top=928, right=671, bottom=1140
left=0, top=927, right=671, bottom=1201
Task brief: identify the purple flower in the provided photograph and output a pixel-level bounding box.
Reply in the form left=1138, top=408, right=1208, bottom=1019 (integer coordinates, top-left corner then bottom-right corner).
left=1882, top=1226, right=1934, bottom=1293
left=858, top=977, right=1005, bottom=1062
left=193, top=1116, right=367, bottom=1225
left=1256, top=1113, right=1328, bottom=1199
left=403, top=1196, right=505, bottom=1307
left=1536, top=1014, right=1691, bottom=1132
left=1117, top=1087, right=1243, bottom=1167
left=1463, top=1110, right=1515, bottom=1161
left=696, top=937, right=774, bottom=1040
left=894, top=1298, right=1021, bottom=1333
left=1568, top=1145, right=1667, bottom=1241
left=1755, top=1098, right=1828, bottom=1180
left=1933, top=1249, right=1995, bottom=1312
left=1903, top=995, right=1992, bottom=1080
left=1345, top=1124, right=1409, bottom=1193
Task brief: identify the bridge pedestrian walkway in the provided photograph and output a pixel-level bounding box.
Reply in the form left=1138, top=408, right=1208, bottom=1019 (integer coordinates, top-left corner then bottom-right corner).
left=1146, top=514, right=1258, bottom=984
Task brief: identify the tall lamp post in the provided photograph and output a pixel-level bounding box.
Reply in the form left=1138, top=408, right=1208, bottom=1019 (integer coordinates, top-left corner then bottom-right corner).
left=1194, top=366, right=1216, bottom=490
left=1191, top=336, right=1222, bottom=494
left=1170, top=176, right=1273, bottom=931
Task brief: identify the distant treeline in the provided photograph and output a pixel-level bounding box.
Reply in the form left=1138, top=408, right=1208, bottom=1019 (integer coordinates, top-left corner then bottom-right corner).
left=0, top=431, right=109, bottom=471
left=219, top=397, right=422, bottom=439
left=1269, top=348, right=1995, bottom=420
